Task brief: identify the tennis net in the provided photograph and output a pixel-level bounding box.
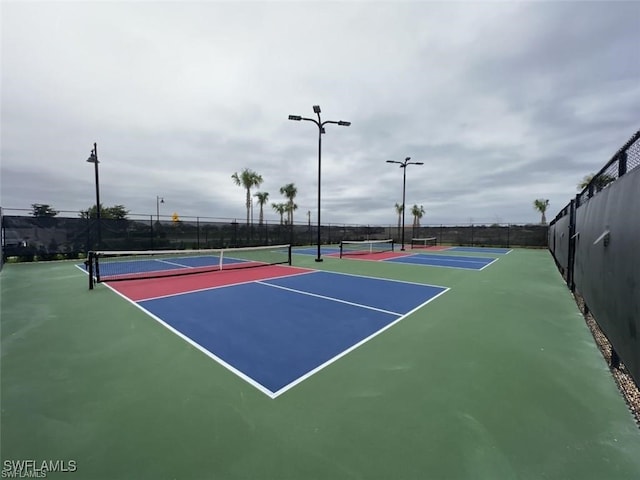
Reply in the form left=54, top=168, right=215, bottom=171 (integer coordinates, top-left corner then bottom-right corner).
left=411, top=237, right=437, bottom=249
left=339, top=239, right=394, bottom=258
left=88, top=244, right=291, bottom=288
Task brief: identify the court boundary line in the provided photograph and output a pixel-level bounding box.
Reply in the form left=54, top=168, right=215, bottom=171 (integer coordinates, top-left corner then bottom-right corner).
left=256, top=281, right=403, bottom=316
left=446, top=246, right=513, bottom=255
left=271, top=286, right=450, bottom=398
left=404, top=253, right=494, bottom=265
left=301, top=268, right=448, bottom=290
left=381, top=254, right=500, bottom=271
left=157, top=258, right=197, bottom=268
left=338, top=254, right=497, bottom=271
left=95, top=268, right=450, bottom=399
left=129, top=268, right=316, bottom=302
left=101, top=281, right=278, bottom=398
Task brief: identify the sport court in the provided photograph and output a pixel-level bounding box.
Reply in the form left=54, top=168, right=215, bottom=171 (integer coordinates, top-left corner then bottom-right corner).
left=2, top=246, right=640, bottom=479
left=103, top=254, right=449, bottom=397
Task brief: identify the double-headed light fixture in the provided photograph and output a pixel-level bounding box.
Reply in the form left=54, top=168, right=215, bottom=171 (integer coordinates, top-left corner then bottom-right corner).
left=386, top=157, right=424, bottom=251
left=288, top=105, right=350, bottom=262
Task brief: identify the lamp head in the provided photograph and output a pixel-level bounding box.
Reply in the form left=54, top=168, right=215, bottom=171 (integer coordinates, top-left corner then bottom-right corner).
left=288, top=115, right=302, bottom=121
left=313, top=105, right=321, bottom=114
left=86, top=152, right=98, bottom=163
left=338, top=121, right=351, bottom=126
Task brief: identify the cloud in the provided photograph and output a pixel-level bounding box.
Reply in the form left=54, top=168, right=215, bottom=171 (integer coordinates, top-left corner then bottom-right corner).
left=2, top=1, right=638, bottom=227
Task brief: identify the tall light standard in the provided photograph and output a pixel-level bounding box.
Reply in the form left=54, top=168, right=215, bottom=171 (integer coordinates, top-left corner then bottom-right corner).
left=289, top=105, right=350, bottom=262
left=386, top=157, right=423, bottom=251
left=86, top=143, right=101, bottom=249
left=156, top=196, right=165, bottom=223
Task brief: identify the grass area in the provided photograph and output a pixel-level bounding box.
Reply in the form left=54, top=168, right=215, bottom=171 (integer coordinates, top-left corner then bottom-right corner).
left=2, top=250, right=640, bottom=479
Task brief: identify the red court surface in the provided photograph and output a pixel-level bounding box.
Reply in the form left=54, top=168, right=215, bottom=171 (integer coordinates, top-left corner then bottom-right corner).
left=108, top=265, right=313, bottom=301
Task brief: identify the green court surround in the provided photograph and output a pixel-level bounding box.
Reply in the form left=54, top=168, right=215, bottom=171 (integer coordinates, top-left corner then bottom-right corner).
left=1, top=249, right=639, bottom=479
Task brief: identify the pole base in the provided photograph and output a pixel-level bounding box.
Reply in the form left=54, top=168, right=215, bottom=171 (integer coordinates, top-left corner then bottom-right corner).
left=315, top=258, right=324, bottom=262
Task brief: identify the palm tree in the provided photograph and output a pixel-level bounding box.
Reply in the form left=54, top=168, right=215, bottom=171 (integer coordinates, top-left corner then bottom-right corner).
left=578, top=173, right=615, bottom=192
left=231, top=168, right=263, bottom=225
left=272, top=203, right=287, bottom=225
left=411, top=204, right=425, bottom=228
left=533, top=199, right=549, bottom=225
left=254, top=192, right=269, bottom=225
left=285, top=202, right=298, bottom=225
left=394, top=203, right=403, bottom=232
left=279, top=183, right=298, bottom=225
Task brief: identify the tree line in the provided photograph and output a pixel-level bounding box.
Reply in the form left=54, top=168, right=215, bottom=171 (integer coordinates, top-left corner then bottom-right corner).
left=29, top=204, right=129, bottom=219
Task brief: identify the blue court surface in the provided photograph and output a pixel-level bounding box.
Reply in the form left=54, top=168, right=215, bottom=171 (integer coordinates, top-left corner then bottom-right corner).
left=96, top=253, right=243, bottom=276
left=447, top=246, right=512, bottom=254
left=384, top=253, right=497, bottom=270
left=135, top=270, right=448, bottom=397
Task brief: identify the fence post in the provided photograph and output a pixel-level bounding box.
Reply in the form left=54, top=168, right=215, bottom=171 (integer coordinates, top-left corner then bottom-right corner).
left=618, top=151, right=627, bottom=177
left=196, top=217, right=200, bottom=249
left=567, top=198, right=577, bottom=292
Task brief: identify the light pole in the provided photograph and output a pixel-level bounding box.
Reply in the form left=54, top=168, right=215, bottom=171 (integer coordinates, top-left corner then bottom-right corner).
left=386, top=157, right=424, bottom=251
left=289, top=105, right=350, bottom=262
left=86, top=143, right=101, bottom=249
left=156, top=196, right=165, bottom=223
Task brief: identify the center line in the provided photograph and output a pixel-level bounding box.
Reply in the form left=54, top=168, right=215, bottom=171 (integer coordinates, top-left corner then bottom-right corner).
left=256, top=281, right=403, bottom=317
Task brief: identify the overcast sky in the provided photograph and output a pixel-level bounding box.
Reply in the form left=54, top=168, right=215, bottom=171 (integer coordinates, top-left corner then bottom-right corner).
left=1, top=1, right=639, bottom=226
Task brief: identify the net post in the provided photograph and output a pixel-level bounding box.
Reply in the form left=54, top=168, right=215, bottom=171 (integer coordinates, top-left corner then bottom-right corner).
left=339, top=241, right=344, bottom=259
left=219, top=249, right=224, bottom=271
left=287, top=244, right=292, bottom=265
left=88, top=251, right=94, bottom=290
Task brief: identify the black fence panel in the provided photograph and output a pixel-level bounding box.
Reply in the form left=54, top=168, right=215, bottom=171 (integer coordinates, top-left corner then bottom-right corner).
left=411, top=224, right=547, bottom=248
left=549, top=213, right=571, bottom=278
left=572, top=167, right=640, bottom=387
left=549, top=129, right=640, bottom=388
left=2, top=215, right=549, bottom=263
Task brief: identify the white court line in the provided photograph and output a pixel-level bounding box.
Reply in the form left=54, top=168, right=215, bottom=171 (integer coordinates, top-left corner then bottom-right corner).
left=155, top=258, right=196, bottom=268
left=97, top=269, right=450, bottom=399
left=410, top=255, right=492, bottom=265
left=383, top=256, right=493, bottom=270
left=301, top=268, right=448, bottom=290
left=271, top=286, right=450, bottom=398
left=135, top=268, right=316, bottom=302
left=100, top=282, right=277, bottom=398
left=255, top=281, right=403, bottom=317
left=478, top=257, right=500, bottom=271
